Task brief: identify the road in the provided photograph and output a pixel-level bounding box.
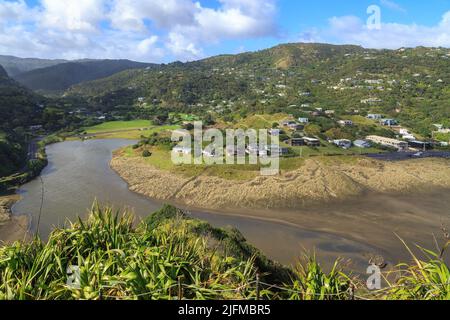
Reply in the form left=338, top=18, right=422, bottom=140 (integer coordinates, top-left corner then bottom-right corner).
left=367, top=151, right=450, bottom=161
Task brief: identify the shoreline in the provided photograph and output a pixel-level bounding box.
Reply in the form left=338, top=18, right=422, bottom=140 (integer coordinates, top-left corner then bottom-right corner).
left=111, top=155, right=450, bottom=212
left=0, top=195, right=29, bottom=243
left=110, top=154, right=450, bottom=267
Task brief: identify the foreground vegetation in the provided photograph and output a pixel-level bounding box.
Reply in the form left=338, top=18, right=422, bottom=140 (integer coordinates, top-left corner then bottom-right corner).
left=0, top=203, right=448, bottom=300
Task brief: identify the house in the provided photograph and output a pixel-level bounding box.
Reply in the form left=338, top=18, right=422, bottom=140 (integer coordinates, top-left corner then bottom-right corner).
left=366, top=135, right=408, bottom=151
left=353, top=140, right=372, bottom=148
left=172, top=146, right=191, bottom=155
left=298, top=118, right=309, bottom=124
left=380, top=119, right=398, bottom=127
left=303, top=137, right=321, bottom=147
left=246, top=144, right=260, bottom=155
left=367, top=114, right=383, bottom=120
left=281, top=120, right=297, bottom=127
left=29, top=125, right=43, bottom=131
left=288, top=123, right=304, bottom=131
left=290, top=138, right=306, bottom=147
left=333, top=139, right=352, bottom=149
left=408, top=140, right=433, bottom=151
left=268, top=129, right=280, bottom=136
left=361, top=98, right=382, bottom=105
left=264, top=145, right=289, bottom=156
left=338, top=120, right=353, bottom=127
left=202, top=149, right=217, bottom=158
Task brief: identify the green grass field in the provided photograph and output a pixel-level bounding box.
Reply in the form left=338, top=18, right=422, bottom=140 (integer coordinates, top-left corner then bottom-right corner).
left=85, top=120, right=153, bottom=134
left=80, top=121, right=180, bottom=140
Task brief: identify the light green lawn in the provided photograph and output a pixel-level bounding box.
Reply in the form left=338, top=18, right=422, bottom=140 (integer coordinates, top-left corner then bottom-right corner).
left=80, top=122, right=180, bottom=140
left=85, top=120, right=153, bottom=134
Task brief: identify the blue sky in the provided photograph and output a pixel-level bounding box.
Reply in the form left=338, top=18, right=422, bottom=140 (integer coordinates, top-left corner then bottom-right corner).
left=0, top=0, right=449, bottom=62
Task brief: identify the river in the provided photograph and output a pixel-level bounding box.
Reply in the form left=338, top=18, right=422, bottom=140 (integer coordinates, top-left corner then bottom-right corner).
left=11, top=139, right=450, bottom=273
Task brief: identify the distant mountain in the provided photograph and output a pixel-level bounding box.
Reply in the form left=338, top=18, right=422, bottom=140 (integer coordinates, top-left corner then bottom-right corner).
left=0, top=55, right=67, bottom=76
left=13, top=60, right=156, bottom=93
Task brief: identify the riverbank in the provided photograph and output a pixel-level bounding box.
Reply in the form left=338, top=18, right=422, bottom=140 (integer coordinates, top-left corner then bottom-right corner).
left=111, top=154, right=450, bottom=211
left=0, top=195, right=28, bottom=243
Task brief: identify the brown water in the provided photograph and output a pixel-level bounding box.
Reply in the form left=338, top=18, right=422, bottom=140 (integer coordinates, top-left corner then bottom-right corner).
left=11, top=139, right=450, bottom=273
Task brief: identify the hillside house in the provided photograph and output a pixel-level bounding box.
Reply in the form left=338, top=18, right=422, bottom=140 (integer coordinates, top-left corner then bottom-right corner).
left=353, top=140, right=371, bottom=148
left=290, top=138, right=306, bottom=146
left=380, top=119, right=398, bottom=127
left=366, top=135, right=408, bottom=151
left=298, top=118, right=309, bottom=124
left=333, top=139, right=352, bottom=149
left=303, top=137, right=321, bottom=147
left=338, top=120, right=353, bottom=127
left=172, top=146, right=191, bottom=155
left=367, top=114, right=383, bottom=120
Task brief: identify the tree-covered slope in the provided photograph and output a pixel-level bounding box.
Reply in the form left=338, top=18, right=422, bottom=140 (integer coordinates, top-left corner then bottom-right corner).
left=0, top=55, right=67, bottom=77
left=67, top=43, right=449, bottom=135
left=14, top=60, right=156, bottom=92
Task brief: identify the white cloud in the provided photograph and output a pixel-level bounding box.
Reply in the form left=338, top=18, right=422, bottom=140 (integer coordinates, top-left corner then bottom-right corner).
left=302, top=11, right=450, bottom=49
left=0, top=0, right=278, bottom=62
left=380, top=0, right=406, bottom=13
left=40, top=0, right=106, bottom=32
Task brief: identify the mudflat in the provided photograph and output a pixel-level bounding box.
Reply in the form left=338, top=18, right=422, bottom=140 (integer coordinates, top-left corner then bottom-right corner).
left=111, top=155, right=450, bottom=211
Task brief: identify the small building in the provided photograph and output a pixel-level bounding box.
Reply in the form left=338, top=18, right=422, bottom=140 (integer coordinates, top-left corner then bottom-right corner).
left=402, top=134, right=416, bottom=141
left=325, top=110, right=335, bottom=115
left=298, top=118, right=309, bottom=124
left=353, top=140, right=372, bottom=148
left=303, top=137, right=321, bottom=147
left=268, top=128, right=281, bottom=136
left=367, top=114, right=383, bottom=120
left=380, top=119, right=398, bottom=127
left=366, top=135, right=408, bottom=151
left=202, top=149, right=217, bottom=158
left=246, top=144, right=260, bottom=155
left=338, top=120, right=353, bottom=127
left=264, top=145, right=289, bottom=156
left=288, top=123, right=304, bottom=131
left=333, top=139, right=352, bottom=149
left=172, top=146, right=191, bottom=155
left=408, top=140, right=433, bottom=151
left=290, top=138, right=306, bottom=147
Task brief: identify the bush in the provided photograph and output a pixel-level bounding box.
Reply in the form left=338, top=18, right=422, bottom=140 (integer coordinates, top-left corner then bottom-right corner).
left=142, top=150, right=152, bottom=157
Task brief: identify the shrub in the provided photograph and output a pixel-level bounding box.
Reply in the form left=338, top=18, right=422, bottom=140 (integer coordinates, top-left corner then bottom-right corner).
left=142, top=150, right=152, bottom=157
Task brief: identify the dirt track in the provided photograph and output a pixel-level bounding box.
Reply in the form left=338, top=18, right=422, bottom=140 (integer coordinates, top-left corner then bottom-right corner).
left=111, top=156, right=450, bottom=211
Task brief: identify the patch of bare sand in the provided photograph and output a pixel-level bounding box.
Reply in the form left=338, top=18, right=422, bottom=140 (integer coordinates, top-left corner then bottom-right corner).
left=111, top=156, right=450, bottom=211
left=0, top=196, right=29, bottom=243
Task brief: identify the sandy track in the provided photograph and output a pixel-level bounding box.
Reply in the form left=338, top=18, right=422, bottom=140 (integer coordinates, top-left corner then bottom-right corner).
left=111, top=156, right=450, bottom=211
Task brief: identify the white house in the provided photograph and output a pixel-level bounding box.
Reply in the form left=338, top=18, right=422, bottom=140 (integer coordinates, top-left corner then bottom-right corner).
left=338, top=120, right=353, bottom=127
left=333, top=139, right=352, bottom=149
left=298, top=118, right=309, bottom=124
left=172, top=146, right=191, bottom=155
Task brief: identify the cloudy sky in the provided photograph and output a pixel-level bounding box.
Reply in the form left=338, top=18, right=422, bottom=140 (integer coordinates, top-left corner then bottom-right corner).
left=0, top=0, right=449, bottom=62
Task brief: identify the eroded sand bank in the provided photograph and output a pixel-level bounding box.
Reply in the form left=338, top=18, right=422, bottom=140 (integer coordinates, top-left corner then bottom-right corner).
left=111, top=156, right=450, bottom=211
left=0, top=196, right=29, bottom=243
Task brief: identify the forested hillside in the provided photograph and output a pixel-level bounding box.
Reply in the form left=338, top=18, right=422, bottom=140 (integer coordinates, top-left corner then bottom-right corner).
left=14, top=60, right=156, bottom=92
left=67, top=43, right=450, bottom=136
left=0, top=55, right=66, bottom=77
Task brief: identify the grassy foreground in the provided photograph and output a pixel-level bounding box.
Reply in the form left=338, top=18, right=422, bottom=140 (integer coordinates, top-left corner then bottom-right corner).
left=0, top=203, right=449, bottom=300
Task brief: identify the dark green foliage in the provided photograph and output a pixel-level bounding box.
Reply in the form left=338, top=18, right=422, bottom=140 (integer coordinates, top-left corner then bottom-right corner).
left=14, top=60, right=155, bottom=92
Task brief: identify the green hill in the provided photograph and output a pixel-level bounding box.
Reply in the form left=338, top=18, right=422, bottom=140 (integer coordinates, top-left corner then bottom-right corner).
left=66, top=43, right=449, bottom=136
left=14, top=60, right=156, bottom=93
left=0, top=55, right=66, bottom=77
